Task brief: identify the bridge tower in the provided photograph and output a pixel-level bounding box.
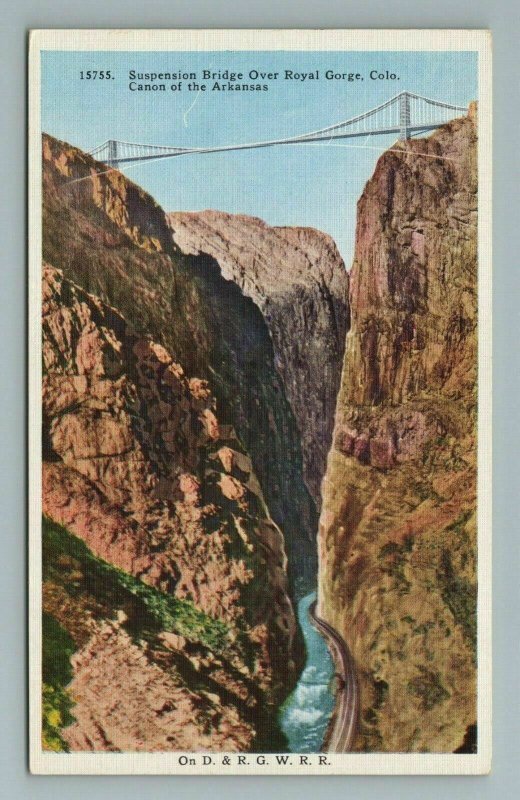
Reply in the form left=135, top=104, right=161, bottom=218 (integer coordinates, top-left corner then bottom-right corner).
left=399, top=92, right=411, bottom=140
left=107, top=139, right=118, bottom=167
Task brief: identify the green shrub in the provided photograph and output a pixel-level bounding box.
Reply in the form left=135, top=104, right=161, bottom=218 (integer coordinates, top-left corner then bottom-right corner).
left=41, top=613, right=76, bottom=751
left=43, top=516, right=229, bottom=653
left=42, top=683, right=75, bottom=752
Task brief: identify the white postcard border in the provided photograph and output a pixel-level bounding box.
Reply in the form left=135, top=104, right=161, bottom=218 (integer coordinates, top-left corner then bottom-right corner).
left=28, top=28, right=492, bottom=776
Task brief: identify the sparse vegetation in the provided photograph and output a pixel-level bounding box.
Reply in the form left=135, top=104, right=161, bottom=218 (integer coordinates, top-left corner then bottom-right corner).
left=43, top=516, right=230, bottom=653
left=41, top=613, right=76, bottom=751
left=407, top=666, right=450, bottom=711
left=42, top=683, right=76, bottom=752
left=379, top=536, right=414, bottom=593
left=438, top=548, right=477, bottom=653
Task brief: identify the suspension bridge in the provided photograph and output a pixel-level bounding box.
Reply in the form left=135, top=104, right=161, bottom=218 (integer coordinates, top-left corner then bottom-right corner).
left=89, top=91, right=468, bottom=168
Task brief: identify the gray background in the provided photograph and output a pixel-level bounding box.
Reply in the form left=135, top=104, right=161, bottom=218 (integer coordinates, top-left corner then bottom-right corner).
left=1, top=1, right=518, bottom=798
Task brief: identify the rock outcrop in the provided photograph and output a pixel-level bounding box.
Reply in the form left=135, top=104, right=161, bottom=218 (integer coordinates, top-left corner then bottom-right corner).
left=42, top=264, right=297, bottom=752
left=43, top=134, right=322, bottom=595
left=318, top=106, right=478, bottom=752
left=167, top=211, right=350, bottom=511
left=43, top=134, right=344, bottom=751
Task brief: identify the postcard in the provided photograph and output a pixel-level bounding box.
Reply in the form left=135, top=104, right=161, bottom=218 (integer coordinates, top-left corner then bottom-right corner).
left=28, top=29, right=492, bottom=775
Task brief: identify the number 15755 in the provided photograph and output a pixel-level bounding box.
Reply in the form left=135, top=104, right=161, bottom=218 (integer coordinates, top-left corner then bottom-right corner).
left=80, top=70, right=113, bottom=79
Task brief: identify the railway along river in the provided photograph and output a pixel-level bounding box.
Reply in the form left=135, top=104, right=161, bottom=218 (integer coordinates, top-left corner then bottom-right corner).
left=279, top=592, right=335, bottom=753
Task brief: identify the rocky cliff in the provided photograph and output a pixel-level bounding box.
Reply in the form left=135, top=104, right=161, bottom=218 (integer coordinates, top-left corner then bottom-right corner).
left=42, top=261, right=298, bottom=752
left=167, top=211, right=350, bottom=511
left=42, top=135, right=324, bottom=595
left=41, top=134, right=324, bottom=751
left=318, top=106, right=478, bottom=752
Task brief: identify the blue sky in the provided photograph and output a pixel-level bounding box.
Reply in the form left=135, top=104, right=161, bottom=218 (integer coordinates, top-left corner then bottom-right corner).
left=41, top=50, right=478, bottom=264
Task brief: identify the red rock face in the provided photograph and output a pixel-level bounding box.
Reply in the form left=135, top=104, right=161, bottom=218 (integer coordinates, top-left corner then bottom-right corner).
left=319, top=110, right=478, bottom=753
left=334, top=409, right=439, bottom=469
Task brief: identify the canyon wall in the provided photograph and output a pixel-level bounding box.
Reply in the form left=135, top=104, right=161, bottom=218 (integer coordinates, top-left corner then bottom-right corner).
left=167, top=211, right=350, bottom=512
left=318, top=107, right=478, bottom=752
left=42, top=135, right=341, bottom=594
left=40, top=135, right=304, bottom=751
left=42, top=266, right=295, bottom=752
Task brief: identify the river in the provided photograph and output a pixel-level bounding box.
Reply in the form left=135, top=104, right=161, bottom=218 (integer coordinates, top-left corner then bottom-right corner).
left=278, top=592, right=335, bottom=753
